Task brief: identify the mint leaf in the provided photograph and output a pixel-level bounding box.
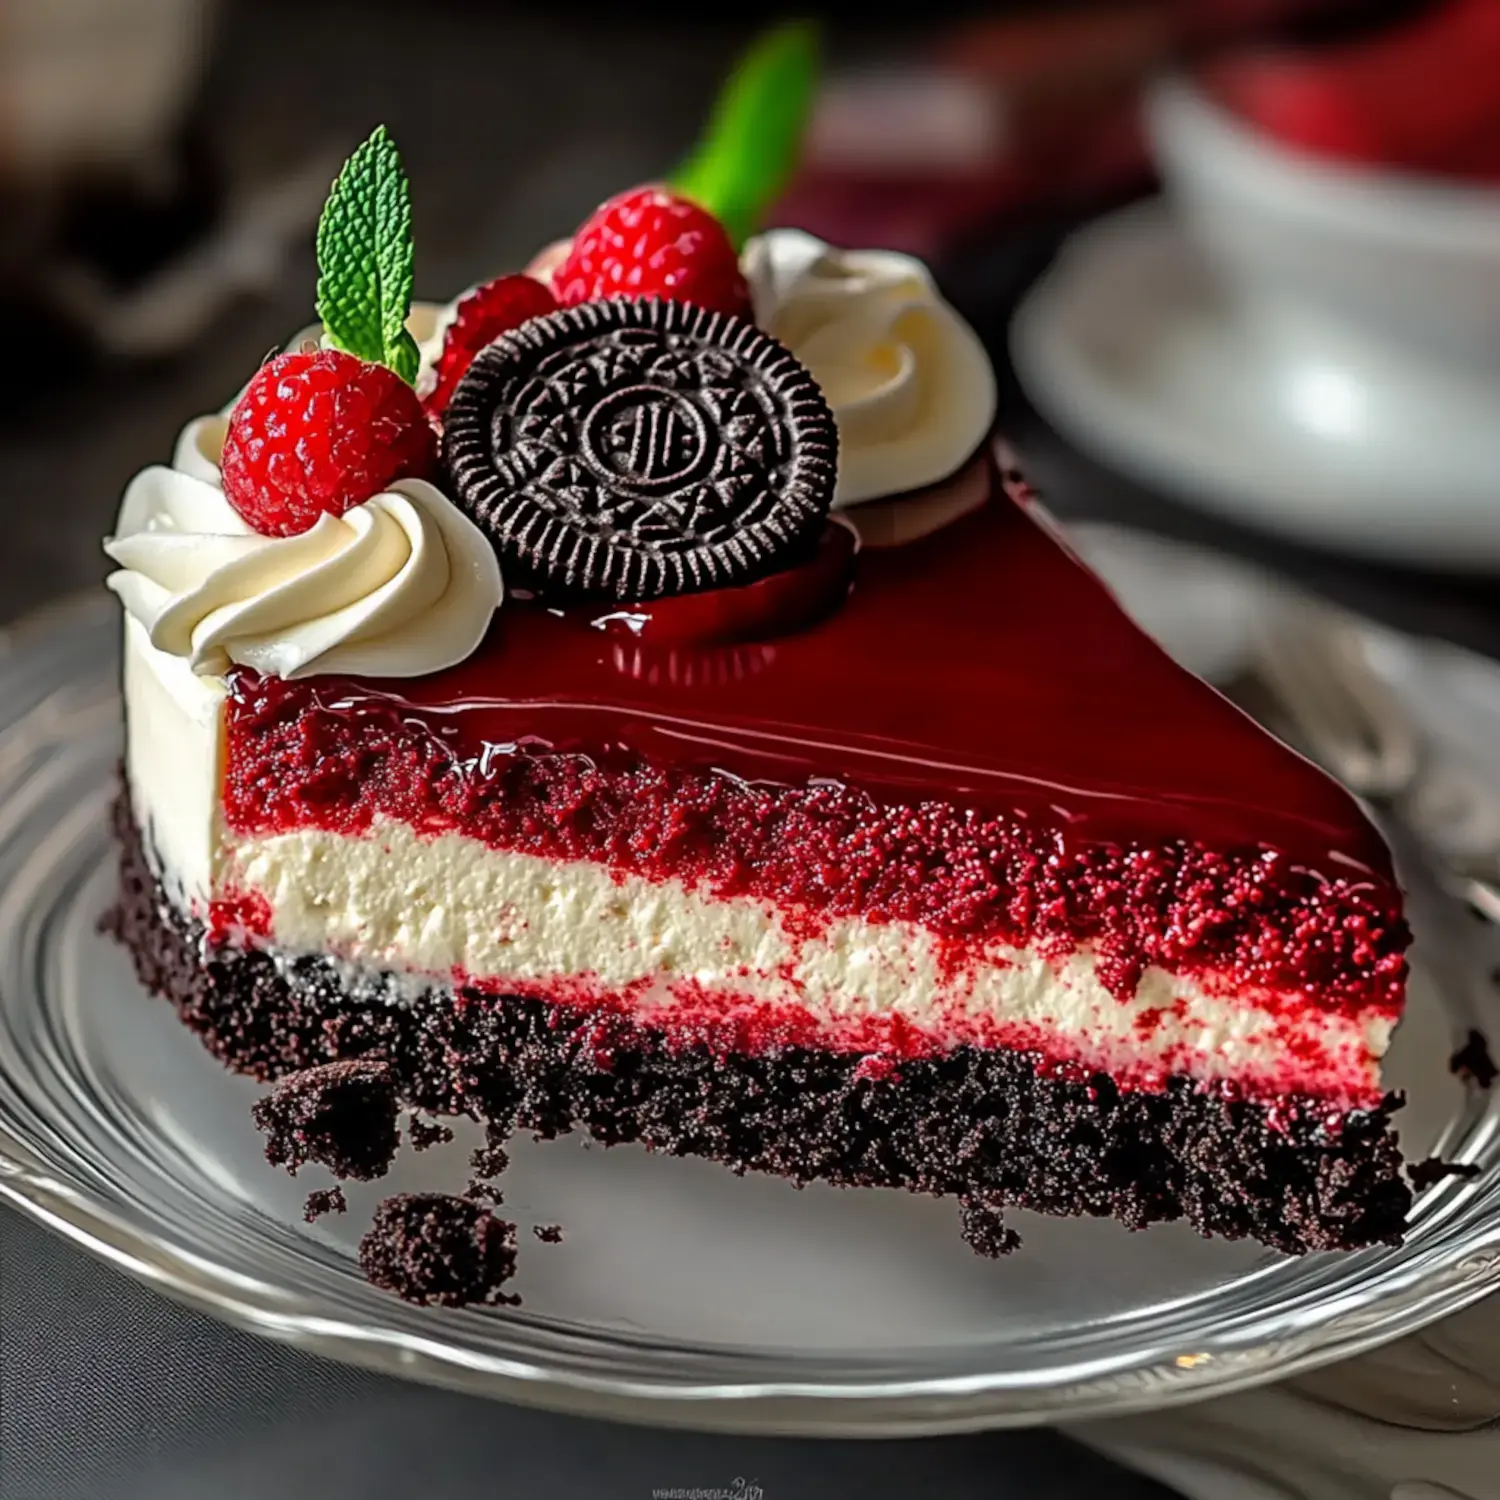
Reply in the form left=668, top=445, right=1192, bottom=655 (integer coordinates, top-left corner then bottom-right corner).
left=670, top=21, right=820, bottom=250
left=315, top=125, right=418, bottom=380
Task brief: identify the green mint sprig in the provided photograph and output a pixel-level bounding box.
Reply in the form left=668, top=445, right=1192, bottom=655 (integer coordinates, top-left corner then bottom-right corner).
left=669, top=20, right=821, bottom=251
left=315, top=125, right=420, bottom=384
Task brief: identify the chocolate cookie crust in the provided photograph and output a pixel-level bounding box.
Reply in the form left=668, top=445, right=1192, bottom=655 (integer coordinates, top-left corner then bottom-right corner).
left=106, top=796, right=1412, bottom=1258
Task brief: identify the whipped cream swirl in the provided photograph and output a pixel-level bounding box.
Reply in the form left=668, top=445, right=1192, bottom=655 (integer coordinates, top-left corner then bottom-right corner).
left=743, top=228, right=996, bottom=508
left=105, top=415, right=503, bottom=680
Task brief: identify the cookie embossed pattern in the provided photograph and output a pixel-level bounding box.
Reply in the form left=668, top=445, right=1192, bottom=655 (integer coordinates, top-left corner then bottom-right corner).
left=441, top=299, right=838, bottom=600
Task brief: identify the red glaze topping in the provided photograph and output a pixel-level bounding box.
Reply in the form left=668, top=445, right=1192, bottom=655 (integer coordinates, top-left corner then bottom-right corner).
left=222, top=452, right=1407, bottom=1015
left=587, top=520, right=857, bottom=647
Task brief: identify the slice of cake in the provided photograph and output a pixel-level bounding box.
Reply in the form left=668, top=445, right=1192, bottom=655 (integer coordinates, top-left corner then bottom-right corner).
left=104, top=64, right=1410, bottom=1299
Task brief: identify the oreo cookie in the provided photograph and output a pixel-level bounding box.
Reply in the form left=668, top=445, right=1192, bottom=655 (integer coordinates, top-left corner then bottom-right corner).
left=441, top=298, right=838, bottom=601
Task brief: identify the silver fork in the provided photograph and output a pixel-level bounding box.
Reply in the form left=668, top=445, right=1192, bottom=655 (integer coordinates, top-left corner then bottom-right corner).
left=1245, top=593, right=1497, bottom=1059
left=1251, top=593, right=1500, bottom=918
left=1252, top=592, right=1421, bottom=803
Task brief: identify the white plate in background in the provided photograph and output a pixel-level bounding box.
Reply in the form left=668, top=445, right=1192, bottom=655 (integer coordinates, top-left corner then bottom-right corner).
left=1013, top=202, right=1500, bottom=572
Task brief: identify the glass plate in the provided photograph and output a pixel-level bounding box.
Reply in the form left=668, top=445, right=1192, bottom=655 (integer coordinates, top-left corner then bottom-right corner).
left=2, top=534, right=1500, bottom=1436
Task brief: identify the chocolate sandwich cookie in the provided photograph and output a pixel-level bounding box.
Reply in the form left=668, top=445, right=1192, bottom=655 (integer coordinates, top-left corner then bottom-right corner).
left=441, top=297, right=838, bottom=601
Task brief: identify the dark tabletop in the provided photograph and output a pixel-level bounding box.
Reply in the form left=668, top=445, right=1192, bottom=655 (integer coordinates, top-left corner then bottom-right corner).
left=4, top=3, right=1497, bottom=1496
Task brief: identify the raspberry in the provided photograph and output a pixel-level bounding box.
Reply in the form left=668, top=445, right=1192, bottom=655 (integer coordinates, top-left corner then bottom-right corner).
left=221, top=349, right=437, bottom=537
left=552, top=186, right=751, bottom=319
left=426, top=274, right=557, bottom=416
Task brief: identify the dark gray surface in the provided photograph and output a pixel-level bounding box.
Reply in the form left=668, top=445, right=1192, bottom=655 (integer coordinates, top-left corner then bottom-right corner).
left=2, top=1210, right=1181, bottom=1500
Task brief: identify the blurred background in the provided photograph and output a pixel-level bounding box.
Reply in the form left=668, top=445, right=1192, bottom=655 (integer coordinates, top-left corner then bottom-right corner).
left=6, top=0, right=1498, bottom=636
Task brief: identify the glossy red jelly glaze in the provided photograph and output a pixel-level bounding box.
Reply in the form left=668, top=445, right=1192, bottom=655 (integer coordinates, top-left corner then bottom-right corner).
left=223, top=455, right=1407, bottom=1014
left=590, top=519, right=857, bottom=647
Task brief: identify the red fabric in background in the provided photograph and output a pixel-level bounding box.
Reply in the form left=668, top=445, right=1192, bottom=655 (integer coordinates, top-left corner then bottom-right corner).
left=772, top=1, right=1449, bottom=257
left=1205, top=0, right=1500, bottom=175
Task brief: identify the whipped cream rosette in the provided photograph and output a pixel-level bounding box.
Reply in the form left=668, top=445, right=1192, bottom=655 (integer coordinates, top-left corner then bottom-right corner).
left=742, top=228, right=996, bottom=508
left=106, top=418, right=501, bottom=680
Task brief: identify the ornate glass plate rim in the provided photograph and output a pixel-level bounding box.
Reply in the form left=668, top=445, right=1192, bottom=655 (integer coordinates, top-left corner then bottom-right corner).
left=1, top=571, right=1499, bottom=1437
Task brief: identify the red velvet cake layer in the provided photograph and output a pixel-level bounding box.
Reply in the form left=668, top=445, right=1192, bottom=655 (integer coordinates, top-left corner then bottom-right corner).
left=224, top=691, right=1404, bottom=1014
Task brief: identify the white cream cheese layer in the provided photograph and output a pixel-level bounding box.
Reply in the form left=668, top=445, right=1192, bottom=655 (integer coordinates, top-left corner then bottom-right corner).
left=122, top=616, right=225, bottom=905
left=214, top=818, right=1392, bottom=1099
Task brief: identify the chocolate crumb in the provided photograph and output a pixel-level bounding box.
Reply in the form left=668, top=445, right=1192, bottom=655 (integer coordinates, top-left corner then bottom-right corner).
left=304, top=1186, right=348, bottom=1222
left=1408, top=1157, right=1483, bottom=1192
left=359, top=1193, right=518, bottom=1307
left=408, top=1114, right=456, bottom=1151
left=533, top=1223, right=564, bottom=1244
left=465, top=1180, right=505, bottom=1206
left=958, top=1194, right=1023, bottom=1258
left=252, top=1060, right=399, bottom=1180
left=1451, top=1030, right=1498, bottom=1090
left=469, top=1130, right=510, bottom=1181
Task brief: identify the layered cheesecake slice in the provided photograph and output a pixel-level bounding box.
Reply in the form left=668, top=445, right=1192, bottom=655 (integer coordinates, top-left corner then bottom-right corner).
left=105, top=109, right=1410, bottom=1298
left=111, top=445, right=1410, bottom=1258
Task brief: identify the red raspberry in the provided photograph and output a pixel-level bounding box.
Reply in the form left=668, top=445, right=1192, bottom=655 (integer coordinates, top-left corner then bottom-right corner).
left=553, top=186, right=751, bottom=319
left=426, top=274, right=557, bottom=416
left=221, top=349, right=437, bottom=537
